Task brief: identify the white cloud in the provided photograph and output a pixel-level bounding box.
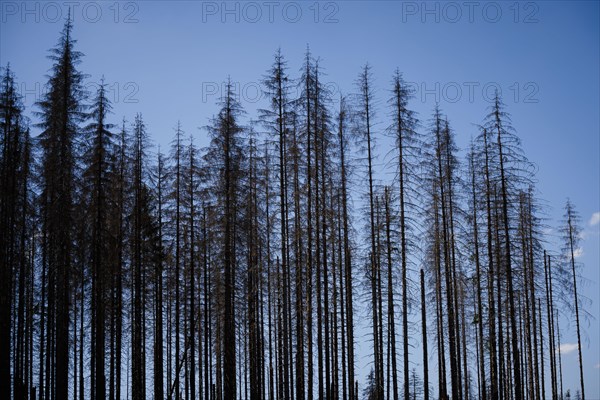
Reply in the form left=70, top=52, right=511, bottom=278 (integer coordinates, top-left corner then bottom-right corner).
left=573, top=247, right=584, bottom=258
left=590, top=211, right=600, bottom=226
left=557, top=343, right=578, bottom=355
left=595, top=363, right=600, bottom=369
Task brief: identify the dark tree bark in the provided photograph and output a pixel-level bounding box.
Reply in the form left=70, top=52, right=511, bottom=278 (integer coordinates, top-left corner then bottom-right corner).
left=0, top=65, right=27, bottom=400
left=468, top=142, right=487, bottom=400
left=420, top=270, right=429, bottom=400
left=384, top=187, right=399, bottom=400
left=356, top=63, right=383, bottom=400
left=36, top=17, right=85, bottom=399
left=337, top=95, right=356, bottom=400
left=389, top=70, right=416, bottom=400
left=564, top=200, right=586, bottom=400
left=131, top=114, right=147, bottom=400
left=154, top=151, right=166, bottom=400
left=84, top=81, right=114, bottom=400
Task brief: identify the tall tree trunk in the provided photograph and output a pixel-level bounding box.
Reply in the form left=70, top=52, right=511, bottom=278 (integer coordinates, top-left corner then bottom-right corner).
left=494, top=104, right=522, bottom=400
left=420, top=270, right=429, bottom=400
left=338, top=96, right=355, bottom=400
left=483, top=129, right=499, bottom=400
left=433, top=111, right=459, bottom=400
left=384, top=188, right=399, bottom=400
left=189, top=138, right=197, bottom=400
left=469, top=145, right=487, bottom=400
left=175, top=125, right=182, bottom=400
left=566, top=202, right=586, bottom=399
left=544, top=252, right=557, bottom=400
left=155, top=153, right=165, bottom=400
left=359, top=64, right=382, bottom=400
left=222, top=82, right=237, bottom=400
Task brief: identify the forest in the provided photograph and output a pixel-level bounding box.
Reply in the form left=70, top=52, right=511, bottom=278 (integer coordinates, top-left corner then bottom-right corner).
left=0, top=17, right=591, bottom=400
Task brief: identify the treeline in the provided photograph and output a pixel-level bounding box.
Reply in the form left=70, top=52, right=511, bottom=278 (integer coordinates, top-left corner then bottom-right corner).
left=1, top=19, right=589, bottom=400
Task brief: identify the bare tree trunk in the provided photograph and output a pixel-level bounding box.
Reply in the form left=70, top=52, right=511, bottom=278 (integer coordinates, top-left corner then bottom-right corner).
left=338, top=96, right=355, bottom=400
left=469, top=145, right=487, bottom=400
left=420, top=270, right=429, bottom=400
left=544, top=252, right=557, bottom=400
left=188, top=139, right=196, bottom=400
left=384, top=188, right=399, bottom=400
left=358, top=64, right=382, bottom=400
left=494, top=103, right=523, bottom=400
left=566, top=203, right=586, bottom=399
left=153, top=154, right=165, bottom=400
left=433, top=111, right=459, bottom=400
left=483, top=129, right=499, bottom=400
left=304, top=51, right=315, bottom=400
left=221, top=82, right=238, bottom=400
left=538, top=299, right=546, bottom=400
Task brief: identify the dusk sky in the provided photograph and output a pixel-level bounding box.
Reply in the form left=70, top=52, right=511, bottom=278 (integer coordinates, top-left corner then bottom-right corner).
left=2, top=0, right=599, bottom=397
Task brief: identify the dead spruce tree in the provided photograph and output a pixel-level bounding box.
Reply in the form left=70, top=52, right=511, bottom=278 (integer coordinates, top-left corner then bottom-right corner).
left=1, top=31, right=594, bottom=399
left=36, top=16, right=86, bottom=400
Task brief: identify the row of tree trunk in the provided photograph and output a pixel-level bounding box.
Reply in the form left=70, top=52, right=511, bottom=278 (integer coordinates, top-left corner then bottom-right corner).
left=0, top=19, right=587, bottom=400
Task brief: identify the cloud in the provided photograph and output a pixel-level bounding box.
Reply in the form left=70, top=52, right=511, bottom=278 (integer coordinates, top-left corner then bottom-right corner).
left=590, top=212, right=600, bottom=226
left=595, top=363, right=600, bottom=369
left=557, top=343, right=578, bottom=355
left=573, top=247, right=584, bottom=258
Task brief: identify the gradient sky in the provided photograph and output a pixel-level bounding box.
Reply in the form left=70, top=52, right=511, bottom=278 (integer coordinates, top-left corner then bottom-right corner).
left=2, top=0, right=599, bottom=397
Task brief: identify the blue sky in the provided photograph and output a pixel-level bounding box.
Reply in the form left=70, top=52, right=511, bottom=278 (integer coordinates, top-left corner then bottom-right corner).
left=2, top=0, right=599, bottom=397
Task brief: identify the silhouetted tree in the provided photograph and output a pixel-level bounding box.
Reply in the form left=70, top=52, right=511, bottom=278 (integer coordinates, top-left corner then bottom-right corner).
left=562, top=200, right=585, bottom=400
left=387, top=69, right=419, bottom=400
left=355, top=63, right=383, bottom=400
left=203, top=79, right=247, bottom=399
left=1, top=31, right=593, bottom=400
left=36, top=16, right=86, bottom=399
left=0, top=64, right=30, bottom=400
left=83, top=79, right=114, bottom=400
